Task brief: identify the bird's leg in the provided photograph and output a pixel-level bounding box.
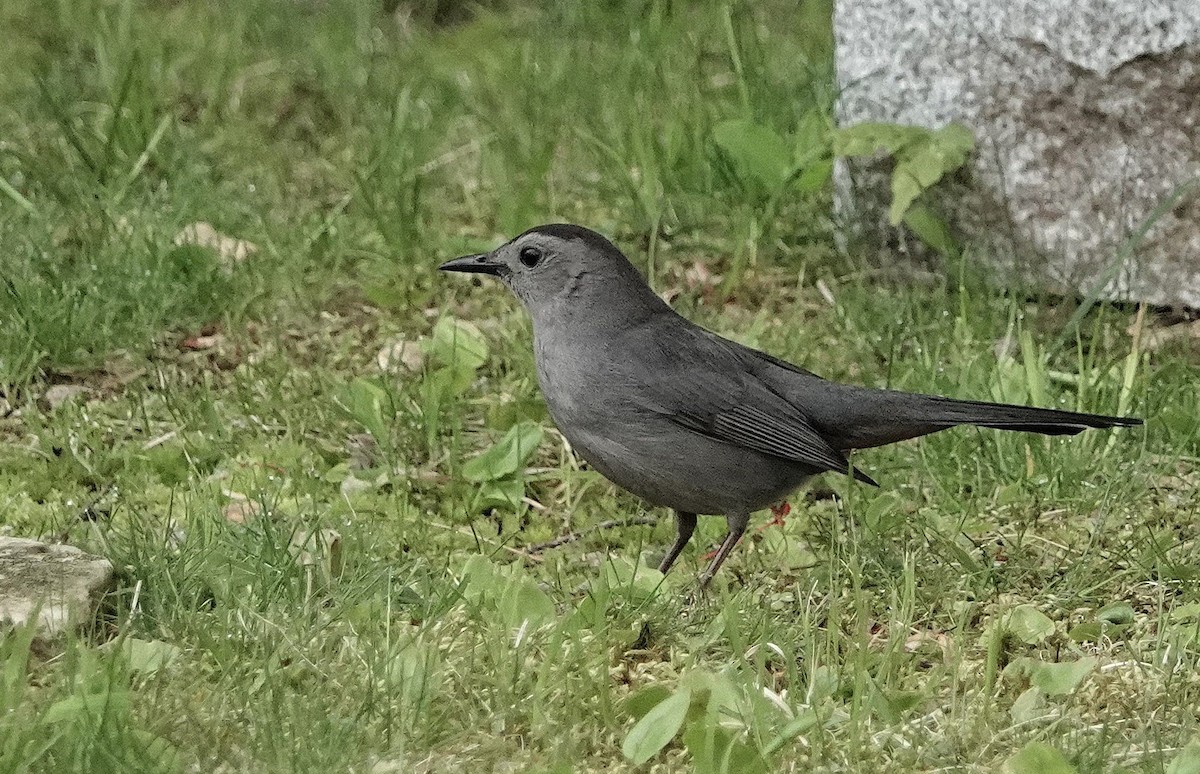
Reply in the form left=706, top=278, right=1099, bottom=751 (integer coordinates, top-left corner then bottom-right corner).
left=699, top=512, right=749, bottom=587
left=658, top=510, right=697, bottom=574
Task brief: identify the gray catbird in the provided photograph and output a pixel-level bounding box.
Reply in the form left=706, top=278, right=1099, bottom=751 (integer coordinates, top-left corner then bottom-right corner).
left=440, top=224, right=1141, bottom=585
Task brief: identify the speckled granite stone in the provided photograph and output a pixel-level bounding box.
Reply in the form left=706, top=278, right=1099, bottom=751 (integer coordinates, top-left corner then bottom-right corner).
left=835, top=0, right=1200, bottom=307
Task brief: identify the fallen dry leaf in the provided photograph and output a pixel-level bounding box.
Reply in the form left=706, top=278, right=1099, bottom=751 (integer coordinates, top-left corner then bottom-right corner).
left=290, top=528, right=343, bottom=578
left=40, top=384, right=90, bottom=411
left=94, top=352, right=148, bottom=390
left=340, top=472, right=388, bottom=496
left=659, top=260, right=724, bottom=305
left=394, top=465, right=449, bottom=486
left=1132, top=318, right=1200, bottom=352
left=904, top=629, right=955, bottom=660
left=222, top=494, right=261, bottom=524
left=174, top=222, right=258, bottom=266
left=815, top=278, right=837, bottom=307
left=181, top=333, right=225, bottom=351
left=376, top=338, right=425, bottom=372
left=346, top=433, right=379, bottom=471
left=683, top=261, right=722, bottom=291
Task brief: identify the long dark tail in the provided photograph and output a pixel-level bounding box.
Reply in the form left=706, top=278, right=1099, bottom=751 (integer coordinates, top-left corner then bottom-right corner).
left=799, top=381, right=1142, bottom=450
left=917, top=395, right=1141, bottom=436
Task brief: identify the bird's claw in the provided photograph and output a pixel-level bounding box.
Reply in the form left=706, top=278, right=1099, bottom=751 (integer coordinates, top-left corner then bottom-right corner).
left=756, top=500, right=791, bottom=533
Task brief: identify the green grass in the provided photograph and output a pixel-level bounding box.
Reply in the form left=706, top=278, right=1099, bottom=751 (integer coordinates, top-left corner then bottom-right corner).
left=2, top=0, right=1199, bottom=771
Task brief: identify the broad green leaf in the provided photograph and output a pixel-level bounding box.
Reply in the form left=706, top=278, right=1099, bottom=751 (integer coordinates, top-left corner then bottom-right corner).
left=993, top=481, right=1024, bottom=506
left=1030, top=657, right=1096, bottom=695
left=1005, top=605, right=1055, bottom=644
left=474, top=477, right=526, bottom=511
left=793, top=108, right=830, bottom=162
left=122, top=638, right=182, bottom=677
left=794, top=159, right=834, bottom=192
left=461, top=554, right=499, bottom=600
left=1067, top=622, right=1102, bottom=642
left=428, top=316, right=489, bottom=372
left=1167, top=742, right=1200, bottom=774
left=622, top=688, right=692, bottom=765
left=835, top=122, right=974, bottom=224
left=386, top=641, right=441, bottom=719
left=322, top=462, right=351, bottom=483
left=1170, top=602, right=1200, bottom=621
left=1098, top=602, right=1135, bottom=625
left=337, top=378, right=389, bottom=439
left=720, top=735, right=769, bottom=774
left=806, top=665, right=840, bottom=704
left=624, top=685, right=674, bottom=721
left=682, top=721, right=720, bottom=774
left=603, top=556, right=666, bottom=600
left=499, top=575, right=556, bottom=629
left=132, top=728, right=184, bottom=773
left=45, top=690, right=133, bottom=723
left=888, top=124, right=973, bottom=223
left=871, top=687, right=923, bottom=723
left=682, top=668, right=740, bottom=720
left=758, top=527, right=818, bottom=570
left=933, top=122, right=974, bottom=152
left=463, top=421, right=544, bottom=482
left=889, top=171, right=923, bottom=226
left=683, top=722, right=768, bottom=774
left=1009, top=687, right=1045, bottom=724
left=1003, top=741, right=1077, bottom=774
left=833, top=122, right=924, bottom=156
left=462, top=556, right=555, bottom=629
left=429, top=357, right=476, bottom=396
left=863, top=492, right=903, bottom=533
left=713, top=119, right=792, bottom=193
left=902, top=204, right=959, bottom=257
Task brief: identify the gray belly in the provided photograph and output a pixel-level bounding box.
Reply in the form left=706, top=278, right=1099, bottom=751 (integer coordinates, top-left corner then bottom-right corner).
left=551, top=409, right=813, bottom=516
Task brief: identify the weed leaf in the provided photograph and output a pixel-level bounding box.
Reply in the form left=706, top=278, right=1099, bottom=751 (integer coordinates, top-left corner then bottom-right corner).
left=622, top=688, right=692, bottom=765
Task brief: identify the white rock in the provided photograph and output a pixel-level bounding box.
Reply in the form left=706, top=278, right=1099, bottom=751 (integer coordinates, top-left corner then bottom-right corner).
left=0, top=537, right=114, bottom=643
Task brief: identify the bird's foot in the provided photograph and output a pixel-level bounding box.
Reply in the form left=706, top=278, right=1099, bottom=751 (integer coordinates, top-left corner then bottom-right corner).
left=756, top=500, right=791, bottom=533
left=700, top=502, right=789, bottom=560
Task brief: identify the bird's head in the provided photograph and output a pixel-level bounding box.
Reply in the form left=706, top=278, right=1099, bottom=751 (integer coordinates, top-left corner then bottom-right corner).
left=439, top=223, right=658, bottom=317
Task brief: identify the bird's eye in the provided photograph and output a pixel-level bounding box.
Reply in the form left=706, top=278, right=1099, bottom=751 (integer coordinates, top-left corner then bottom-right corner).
left=519, top=246, right=543, bottom=268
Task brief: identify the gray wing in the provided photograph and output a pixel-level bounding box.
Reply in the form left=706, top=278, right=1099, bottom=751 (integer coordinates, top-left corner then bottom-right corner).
left=621, top=318, right=878, bottom=485
left=671, top=394, right=878, bottom=485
